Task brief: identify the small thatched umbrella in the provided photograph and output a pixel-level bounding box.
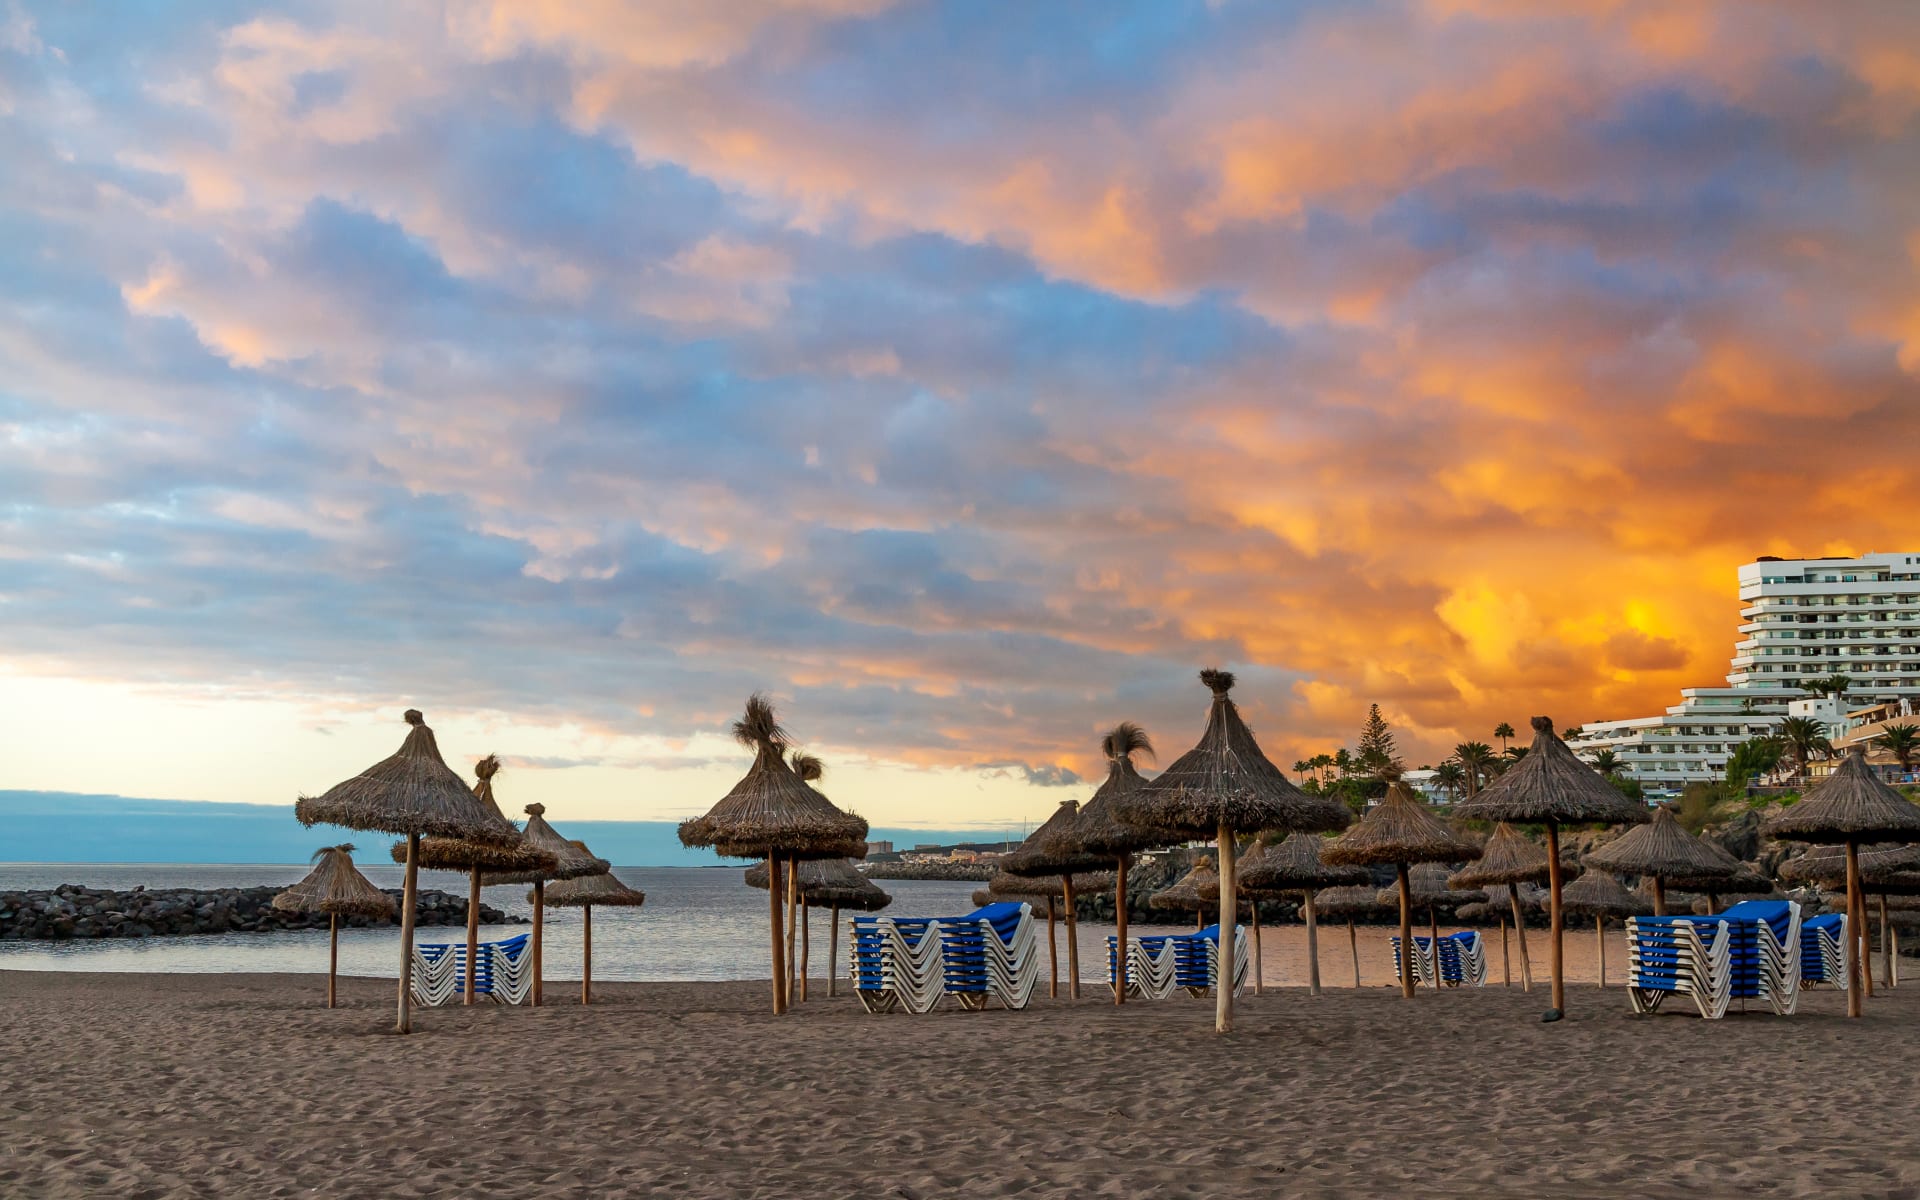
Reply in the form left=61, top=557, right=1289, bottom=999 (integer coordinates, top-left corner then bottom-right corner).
left=979, top=869, right=1109, bottom=996
left=1582, top=806, right=1739, bottom=916
left=1113, top=668, right=1350, bottom=1032
left=1072, top=722, right=1174, bottom=1005
left=1449, top=823, right=1553, bottom=992
left=1558, top=868, right=1648, bottom=989
left=480, top=802, right=607, bottom=1007
left=1002, top=798, right=1109, bottom=1000
left=745, top=858, right=891, bottom=998
left=1312, top=884, right=1391, bottom=987
left=395, top=755, right=557, bottom=1006
left=1238, top=832, right=1367, bottom=995
left=1382, top=863, right=1485, bottom=990
left=297, top=709, right=521, bottom=1034
left=273, top=844, right=396, bottom=1008
left=1784, top=845, right=1920, bottom=994
left=1152, top=856, right=1222, bottom=931
left=679, top=694, right=867, bottom=1014
left=538, top=851, right=645, bottom=1005
left=1325, top=782, right=1482, bottom=999
left=1766, top=746, right=1920, bottom=1017
left=1451, top=716, right=1649, bottom=1018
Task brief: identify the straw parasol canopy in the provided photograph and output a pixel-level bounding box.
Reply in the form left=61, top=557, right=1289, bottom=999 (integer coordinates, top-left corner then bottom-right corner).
left=1397, top=862, right=1485, bottom=908
left=1151, top=856, right=1219, bottom=913
left=1073, top=721, right=1176, bottom=1005
left=296, top=709, right=521, bottom=1035
left=680, top=695, right=869, bottom=861
left=395, top=757, right=558, bottom=875
left=481, top=803, right=609, bottom=885
left=1448, top=823, right=1553, bottom=888
left=1003, top=799, right=1108, bottom=877
left=1239, top=832, right=1369, bottom=893
left=1765, top=746, right=1920, bottom=1017
left=1449, top=716, right=1648, bottom=1017
left=1327, top=781, right=1480, bottom=999
left=1778, top=843, right=1920, bottom=887
left=1559, top=869, right=1648, bottom=919
left=274, top=844, right=395, bottom=919
left=1312, top=884, right=1389, bottom=917
left=1582, top=806, right=1739, bottom=912
left=540, top=863, right=647, bottom=908
left=744, top=858, right=894, bottom=910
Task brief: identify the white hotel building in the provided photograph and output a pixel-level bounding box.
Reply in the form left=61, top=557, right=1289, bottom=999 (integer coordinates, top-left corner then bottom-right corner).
left=1566, top=552, right=1920, bottom=793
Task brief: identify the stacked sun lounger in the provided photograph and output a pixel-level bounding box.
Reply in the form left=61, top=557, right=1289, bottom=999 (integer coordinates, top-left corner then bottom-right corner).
left=1104, top=925, right=1249, bottom=999
left=851, top=902, right=1040, bottom=1014
left=1389, top=931, right=1488, bottom=988
left=410, top=932, right=533, bottom=1005
left=1800, top=912, right=1850, bottom=988
left=1626, top=900, right=1802, bottom=1019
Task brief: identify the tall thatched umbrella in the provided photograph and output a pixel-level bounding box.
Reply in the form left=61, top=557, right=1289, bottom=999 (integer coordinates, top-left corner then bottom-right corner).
left=1313, top=884, right=1390, bottom=987
left=480, top=802, right=608, bottom=1007
left=394, top=755, right=557, bottom=1006
left=745, top=858, right=891, bottom=998
left=1072, top=722, right=1172, bottom=1005
left=1238, top=832, right=1367, bottom=995
left=1002, top=798, right=1109, bottom=1000
left=1558, top=868, right=1648, bottom=989
left=1449, top=823, right=1554, bottom=992
left=1113, top=668, right=1350, bottom=1033
left=679, top=694, right=868, bottom=1015
left=536, top=852, right=645, bottom=1006
left=297, top=709, right=521, bottom=1034
left=1325, top=782, right=1481, bottom=999
left=1451, top=716, right=1648, bottom=1018
left=1766, top=746, right=1920, bottom=1017
left=1780, top=841, right=1920, bottom=998
left=1582, top=806, right=1739, bottom=916
left=273, top=844, right=396, bottom=1008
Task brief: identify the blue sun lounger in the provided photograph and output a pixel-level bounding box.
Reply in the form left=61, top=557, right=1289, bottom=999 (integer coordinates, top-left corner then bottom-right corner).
left=1626, top=900, right=1801, bottom=1019
left=1105, top=924, right=1249, bottom=999
left=410, top=932, right=533, bottom=1005
left=1390, top=931, right=1487, bottom=988
left=852, top=902, right=1039, bottom=1014
left=1800, top=913, right=1849, bottom=988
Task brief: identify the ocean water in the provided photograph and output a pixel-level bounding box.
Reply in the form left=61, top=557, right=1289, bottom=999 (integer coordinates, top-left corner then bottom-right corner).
left=0, top=864, right=1182, bottom=983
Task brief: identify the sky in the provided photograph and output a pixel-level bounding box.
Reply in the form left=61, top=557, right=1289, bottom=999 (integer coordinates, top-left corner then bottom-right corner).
left=4, top=0, right=1920, bottom=838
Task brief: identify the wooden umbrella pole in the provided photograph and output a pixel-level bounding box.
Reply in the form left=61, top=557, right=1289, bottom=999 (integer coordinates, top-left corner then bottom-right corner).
left=1250, top=903, right=1263, bottom=997
left=1062, top=875, right=1082, bottom=1000
left=531, top=879, right=545, bottom=1007
left=1396, top=863, right=1414, bottom=999
left=1348, top=919, right=1361, bottom=988
left=1545, top=821, right=1566, bottom=1014
left=769, top=855, right=787, bottom=1015
left=1196, top=909, right=1205, bottom=931
left=1894, top=921, right=1902, bottom=989
left=1304, top=890, right=1322, bottom=997
left=328, top=912, right=339, bottom=1009
left=465, top=867, right=481, bottom=1006
left=785, top=860, right=799, bottom=1008
left=582, top=904, right=592, bottom=1006
left=1882, top=895, right=1895, bottom=990
left=1596, top=916, right=1606, bottom=989
left=395, top=832, right=419, bottom=1035
left=1500, top=917, right=1511, bottom=988
left=829, top=903, right=841, bottom=999
left=1113, top=857, right=1130, bottom=1004
left=1511, top=889, right=1533, bottom=992
left=799, top=898, right=810, bottom=1003
left=1845, top=842, right=1863, bottom=1018
left=1652, top=876, right=1667, bottom=917
left=1428, top=905, right=1440, bottom=990
left=1046, top=895, right=1058, bottom=998
left=1215, top=819, right=1236, bottom=1033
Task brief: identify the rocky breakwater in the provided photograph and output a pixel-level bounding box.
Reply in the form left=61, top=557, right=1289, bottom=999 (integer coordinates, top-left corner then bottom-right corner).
left=0, top=884, right=527, bottom=940
left=864, top=861, right=994, bottom=882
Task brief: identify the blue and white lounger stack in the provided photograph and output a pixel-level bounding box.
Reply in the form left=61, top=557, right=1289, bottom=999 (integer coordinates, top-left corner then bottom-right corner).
left=1799, top=912, right=1850, bottom=989
left=1389, top=931, right=1488, bottom=988
left=409, top=933, right=533, bottom=1006
left=851, top=902, right=1040, bottom=1013
left=1104, top=924, right=1250, bottom=1000
left=1626, top=900, right=1803, bottom=1019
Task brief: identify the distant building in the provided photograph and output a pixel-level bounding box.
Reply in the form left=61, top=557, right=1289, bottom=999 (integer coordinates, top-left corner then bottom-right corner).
left=865, top=840, right=894, bottom=856
left=1568, top=552, right=1920, bottom=792
left=1400, top=769, right=1445, bottom=802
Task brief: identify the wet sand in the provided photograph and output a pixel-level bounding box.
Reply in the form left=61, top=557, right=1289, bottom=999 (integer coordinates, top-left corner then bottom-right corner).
left=4, top=946, right=1916, bottom=1199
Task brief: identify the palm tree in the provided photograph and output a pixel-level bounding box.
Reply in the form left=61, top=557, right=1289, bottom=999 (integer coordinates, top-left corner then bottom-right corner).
left=1333, top=748, right=1353, bottom=778
left=1293, top=759, right=1310, bottom=784
left=1311, top=752, right=1335, bottom=784
left=1876, top=723, right=1920, bottom=776
left=1589, top=749, right=1621, bottom=777
left=1433, top=761, right=1465, bottom=802
left=1494, top=722, right=1515, bottom=754
left=1777, top=716, right=1833, bottom=779
left=1453, top=741, right=1497, bottom=798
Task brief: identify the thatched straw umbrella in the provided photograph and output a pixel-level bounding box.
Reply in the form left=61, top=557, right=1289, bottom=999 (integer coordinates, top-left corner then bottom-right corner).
left=479, top=802, right=608, bottom=1007
left=1783, top=845, right=1920, bottom=993
left=1072, top=722, right=1174, bottom=1005
left=745, top=858, right=891, bottom=998
left=679, top=695, right=867, bottom=1015
left=1766, top=746, right=1920, bottom=1017
left=1002, top=798, right=1109, bottom=1000
left=979, top=869, right=1109, bottom=996
left=394, top=756, right=557, bottom=1006
left=1382, top=863, right=1485, bottom=990
left=1558, top=869, right=1648, bottom=989
left=1326, top=782, right=1481, bottom=999
left=1152, top=856, right=1222, bottom=931
left=537, top=849, right=645, bottom=1005
left=1238, top=832, right=1367, bottom=995
left=1449, top=823, right=1553, bottom=992
left=296, top=709, right=521, bottom=1034
left=273, top=844, right=396, bottom=1008
left=1451, top=716, right=1649, bottom=1018
left=1582, top=806, right=1739, bottom=916
left=1113, top=668, right=1350, bottom=1033
left=1312, top=884, right=1390, bottom=987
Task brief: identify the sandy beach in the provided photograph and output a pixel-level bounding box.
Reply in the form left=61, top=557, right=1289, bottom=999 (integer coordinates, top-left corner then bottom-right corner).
left=5, top=951, right=1917, bottom=1199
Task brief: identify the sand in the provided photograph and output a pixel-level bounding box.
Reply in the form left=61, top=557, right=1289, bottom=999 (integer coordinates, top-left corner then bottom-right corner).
left=4, top=939, right=1918, bottom=1198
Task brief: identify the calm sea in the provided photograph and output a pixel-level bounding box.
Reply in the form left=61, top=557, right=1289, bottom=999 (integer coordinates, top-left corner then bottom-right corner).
left=0, top=864, right=1181, bottom=982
